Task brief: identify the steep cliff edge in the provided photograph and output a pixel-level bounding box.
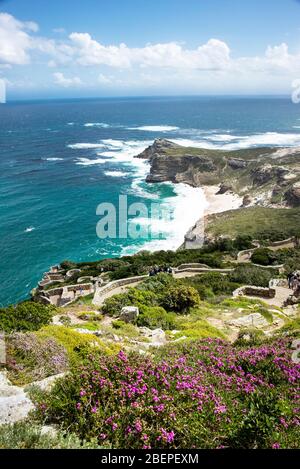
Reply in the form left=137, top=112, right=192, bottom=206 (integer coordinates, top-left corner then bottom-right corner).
left=135, top=139, right=300, bottom=207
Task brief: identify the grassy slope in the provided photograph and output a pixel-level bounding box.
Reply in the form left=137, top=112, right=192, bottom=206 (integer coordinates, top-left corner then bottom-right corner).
left=205, top=206, right=300, bottom=241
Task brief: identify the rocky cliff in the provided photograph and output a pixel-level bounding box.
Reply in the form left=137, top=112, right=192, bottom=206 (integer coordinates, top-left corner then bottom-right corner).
left=135, top=139, right=300, bottom=207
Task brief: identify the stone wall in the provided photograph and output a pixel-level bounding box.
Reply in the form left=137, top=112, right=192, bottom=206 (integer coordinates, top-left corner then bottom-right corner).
left=233, top=285, right=276, bottom=299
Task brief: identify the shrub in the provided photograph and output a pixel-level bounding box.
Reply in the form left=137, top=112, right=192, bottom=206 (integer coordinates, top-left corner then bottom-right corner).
left=229, top=264, right=273, bottom=287
left=6, top=332, right=68, bottom=385
left=0, top=302, right=55, bottom=333
left=36, top=326, right=119, bottom=363
left=102, top=288, right=156, bottom=317
left=137, top=306, right=177, bottom=330
left=234, top=328, right=266, bottom=347
left=173, top=318, right=225, bottom=340
left=33, top=337, right=300, bottom=449
left=160, top=286, right=200, bottom=314
left=60, top=260, right=77, bottom=270
left=0, top=421, right=104, bottom=449
left=182, top=273, right=239, bottom=300
left=251, top=248, right=278, bottom=266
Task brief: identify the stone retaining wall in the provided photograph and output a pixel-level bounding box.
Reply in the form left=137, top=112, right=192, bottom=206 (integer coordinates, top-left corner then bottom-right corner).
left=233, top=285, right=276, bottom=299
left=176, top=263, right=210, bottom=270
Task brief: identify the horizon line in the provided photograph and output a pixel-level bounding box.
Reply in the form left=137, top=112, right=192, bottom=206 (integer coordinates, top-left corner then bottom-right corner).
left=3, top=93, right=292, bottom=104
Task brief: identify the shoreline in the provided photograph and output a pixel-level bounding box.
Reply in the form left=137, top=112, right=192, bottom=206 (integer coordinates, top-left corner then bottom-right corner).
left=183, top=185, right=243, bottom=249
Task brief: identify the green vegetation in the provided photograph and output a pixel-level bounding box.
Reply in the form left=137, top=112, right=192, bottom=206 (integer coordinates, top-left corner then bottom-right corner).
left=0, top=302, right=55, bottom=333
left=32, top=336, right=300, bottom=449
left=206, top=206, right=300, bottom=242
left=6, top=332, right=68, bottom=385
left=160, top=285, right=200, bottom=314
left=0, top=421, right=104, bottom=449
left=251, top=248, right=279, bottom=266
left=181, top=272, right=239, bottom=300
left=137, top=307, right=177, bottom=330
left=228, top=264, right=273, bottom=287
left=36, top=325, right=119, bottom=362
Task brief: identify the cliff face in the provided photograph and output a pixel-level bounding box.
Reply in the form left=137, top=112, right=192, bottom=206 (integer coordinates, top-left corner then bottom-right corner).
left=135, top=139, right=300, bottom=207
left=136, top=139, right=220, bottom=187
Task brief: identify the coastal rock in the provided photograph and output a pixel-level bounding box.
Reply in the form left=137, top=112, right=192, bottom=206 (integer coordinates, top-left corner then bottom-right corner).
left=120, top=306, right=139, bottom=324
left=284, top=182, right=300, bottom=207
left=136, top=139, right=217, bottom=187
left=242, top=194, right=253, bottom=207
left=251, top=165, right=276, bottom=186
left=217, top=183, right=233, bottom=195
left=228, top=158, right=248, bottom=170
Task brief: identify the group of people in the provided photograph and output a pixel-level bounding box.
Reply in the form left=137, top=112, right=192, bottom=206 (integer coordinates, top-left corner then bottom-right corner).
left=287, top=271, right=300, bottom=293
left=149, top=265, right=173, bottom=277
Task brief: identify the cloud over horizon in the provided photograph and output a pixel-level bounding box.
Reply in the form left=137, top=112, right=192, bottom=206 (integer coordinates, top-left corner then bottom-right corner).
left=1, top=12, right=300, bottom=96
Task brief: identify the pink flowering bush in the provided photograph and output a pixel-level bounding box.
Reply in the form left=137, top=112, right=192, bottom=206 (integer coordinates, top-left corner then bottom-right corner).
left=33, top=337, right=300, bottom=449
left=7, top=332, right=68, bottom=385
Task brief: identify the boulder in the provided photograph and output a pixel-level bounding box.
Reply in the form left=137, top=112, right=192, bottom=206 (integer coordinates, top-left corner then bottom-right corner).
left=120, top=306, right=139, bottom=324
left=228, top=313, right=269, bottom=329
left=242, top=194, right=253, bottom=207
left=217, top=183, right=233, bottom=195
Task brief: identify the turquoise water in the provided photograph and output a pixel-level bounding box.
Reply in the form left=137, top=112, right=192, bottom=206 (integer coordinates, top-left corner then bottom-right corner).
left=1, top=96, right=300, bottom=306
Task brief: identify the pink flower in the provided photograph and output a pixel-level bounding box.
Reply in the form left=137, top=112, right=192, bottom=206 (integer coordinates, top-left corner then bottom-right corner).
left=135, top=421, right=143, bottom=433
left=160, top=428, right=175, bottom=443
left=272, top=443, right=280, bottom=449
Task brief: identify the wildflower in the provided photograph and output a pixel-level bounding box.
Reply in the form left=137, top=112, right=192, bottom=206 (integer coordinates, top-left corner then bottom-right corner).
left=135, top=421, right=143, bottom=433
left=272, top=443, right=280, bottom=449
left=160, top=428, right=175, bottom=443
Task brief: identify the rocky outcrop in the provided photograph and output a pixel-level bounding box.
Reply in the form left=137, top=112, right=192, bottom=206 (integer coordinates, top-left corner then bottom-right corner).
left=242, top=194, right=253, bottom=207
left=284, top=182, right=300, bottom=207
left=228, top=158, right=248, bottom=170
left=135, top=139, right=300, bottom=208
left=217, top=183, right=233, bottom=194
left=136, top=139, right=218, bottom=187
left=120, top=306, right=139, bottom=324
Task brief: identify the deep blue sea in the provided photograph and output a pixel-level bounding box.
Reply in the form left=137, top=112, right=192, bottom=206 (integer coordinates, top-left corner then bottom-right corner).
left=1, top=96, right=300, bottom=306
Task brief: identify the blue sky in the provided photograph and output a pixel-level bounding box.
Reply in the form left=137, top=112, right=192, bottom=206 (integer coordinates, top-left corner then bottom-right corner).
left=1, top=0, right=300, bottom=99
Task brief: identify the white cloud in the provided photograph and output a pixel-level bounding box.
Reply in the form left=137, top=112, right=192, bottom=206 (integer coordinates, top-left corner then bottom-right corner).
left=53, top=72, right=83, bottom=87
left=2, top=12, right=300, bottom=94
left=0, top=13, right=38, bottom=65
left=68, top=34, right=230, bottom=70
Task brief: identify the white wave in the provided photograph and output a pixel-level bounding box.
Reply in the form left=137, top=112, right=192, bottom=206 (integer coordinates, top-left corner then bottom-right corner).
left=104, top=171, right=130, bottom=177
left=45, top=157, right=63, bottom=161
left=98, top=151, right=119, bottom=157
left=84, top=122, right=110, bottom=128
left=171, top=132, right=300, bottom=151
left=24, top=226, right=35, bottom=233
left=129, top=125, right=180, bottom=132
left=67, top=122, right=74, bottom=126
left=68, top=143, right=106, bottom=150
left=122, top=183, right=207, bottom=254
left=76, top=157, right=109, bottom=166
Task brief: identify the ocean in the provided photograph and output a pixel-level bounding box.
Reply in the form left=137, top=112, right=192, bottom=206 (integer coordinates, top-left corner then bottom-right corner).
left=1, top=95, right=300, bottom=306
